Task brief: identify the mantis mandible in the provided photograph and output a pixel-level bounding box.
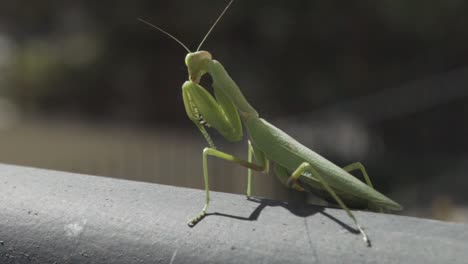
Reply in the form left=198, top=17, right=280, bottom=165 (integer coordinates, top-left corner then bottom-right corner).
left=139, top=0, right=402, bottom=246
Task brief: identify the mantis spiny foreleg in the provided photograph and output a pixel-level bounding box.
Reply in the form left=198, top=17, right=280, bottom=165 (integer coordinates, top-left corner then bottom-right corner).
left=182, top=81, right=243, bottom=146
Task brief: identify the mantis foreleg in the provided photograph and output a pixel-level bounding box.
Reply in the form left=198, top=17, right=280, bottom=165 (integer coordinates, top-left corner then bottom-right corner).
left=286, top=162, right=371, bottom=246
left=188, top=147, right=267, bottom=227
left=182, top=81, right=243, bottom=147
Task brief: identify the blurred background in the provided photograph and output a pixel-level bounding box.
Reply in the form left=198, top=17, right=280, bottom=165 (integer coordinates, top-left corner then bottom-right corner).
left=0, top=0, right=467, bottom=222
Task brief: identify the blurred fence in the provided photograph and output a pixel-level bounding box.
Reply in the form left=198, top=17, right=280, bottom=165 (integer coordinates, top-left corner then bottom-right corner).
left=0, top=118, right=295, bottom=201
left=1, top=117, right=467, bottom=223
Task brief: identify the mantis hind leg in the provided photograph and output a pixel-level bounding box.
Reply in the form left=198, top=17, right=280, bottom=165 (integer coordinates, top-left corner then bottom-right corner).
left=273, top=163, right=304, bottom=192
left=188, top=147, right=267, bottom=227
left=343, top=162, right=383, bottom=212
left=286, top=162, right=371, bottom=246
left=343, top=162, right=374, bottom=189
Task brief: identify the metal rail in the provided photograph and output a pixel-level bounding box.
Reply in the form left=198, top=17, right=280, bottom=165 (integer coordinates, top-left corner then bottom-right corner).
left=0, top=164, right=467, bottom=263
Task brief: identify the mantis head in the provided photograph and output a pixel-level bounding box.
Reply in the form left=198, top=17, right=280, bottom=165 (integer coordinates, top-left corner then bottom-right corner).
left=185, top=51, right=212, bottom=83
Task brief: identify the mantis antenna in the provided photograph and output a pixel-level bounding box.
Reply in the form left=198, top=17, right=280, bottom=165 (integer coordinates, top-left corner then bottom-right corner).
left=137, top=18, right=191, bottom=53
left=138, top=0, right=234, bottom=53
left=196, top=0, right=235, bottom=51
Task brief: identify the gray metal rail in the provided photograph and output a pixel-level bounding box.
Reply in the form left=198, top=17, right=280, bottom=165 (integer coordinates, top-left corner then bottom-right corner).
left=1, top=164, right=467, bottom=263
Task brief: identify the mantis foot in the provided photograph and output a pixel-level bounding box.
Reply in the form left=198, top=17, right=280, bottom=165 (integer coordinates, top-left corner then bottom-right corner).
left=357, top=225, right=371, bottom=247
left=188, top=211, right=207, bottom=227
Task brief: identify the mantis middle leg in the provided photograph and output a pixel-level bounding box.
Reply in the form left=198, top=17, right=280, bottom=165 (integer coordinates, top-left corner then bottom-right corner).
left=188, top=147, right=267, bottom=227
left=286, top=162, right=371, bottom=246
left=247, top=140, right=269, bottom=197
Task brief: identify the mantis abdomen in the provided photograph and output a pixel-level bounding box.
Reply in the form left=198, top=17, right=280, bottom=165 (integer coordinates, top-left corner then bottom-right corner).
left=246, top=116, right=402, bottom=211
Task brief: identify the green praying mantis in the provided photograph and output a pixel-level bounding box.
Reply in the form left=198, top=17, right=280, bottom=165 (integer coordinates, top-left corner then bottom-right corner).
left=139, top=0, right=402, bottom=246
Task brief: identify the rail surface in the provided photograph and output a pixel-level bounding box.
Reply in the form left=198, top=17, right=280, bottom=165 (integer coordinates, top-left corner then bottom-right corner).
left=0, top=164, right=467, bottom=263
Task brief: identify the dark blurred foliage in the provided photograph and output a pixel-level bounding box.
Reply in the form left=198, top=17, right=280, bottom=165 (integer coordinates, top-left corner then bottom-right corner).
left=0, top=0, right=468, bottom=220
left=1, top=0, right=466, bottom=123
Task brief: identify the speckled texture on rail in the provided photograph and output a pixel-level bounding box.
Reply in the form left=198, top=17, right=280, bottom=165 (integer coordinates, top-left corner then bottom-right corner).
left=0, top=164, right=467, bottom=264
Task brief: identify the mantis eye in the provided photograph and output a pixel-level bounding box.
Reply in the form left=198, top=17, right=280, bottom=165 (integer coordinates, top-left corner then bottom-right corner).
left=185, top=51, right=212, bottom=67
